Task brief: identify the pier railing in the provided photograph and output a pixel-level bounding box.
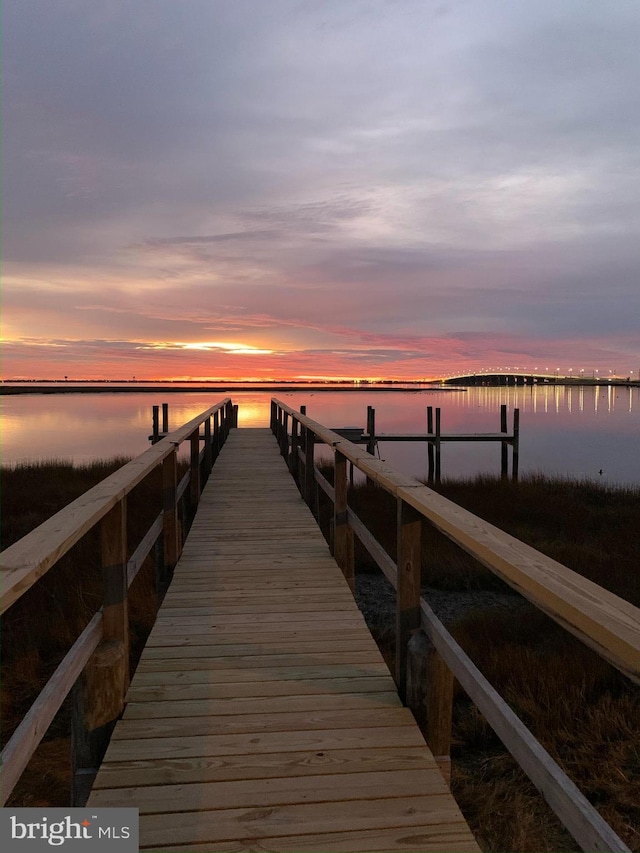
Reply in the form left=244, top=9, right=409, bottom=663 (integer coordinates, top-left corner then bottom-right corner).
left=0, top=398, right=235, bottom=805
left=271, top=397, right=639, bottom=853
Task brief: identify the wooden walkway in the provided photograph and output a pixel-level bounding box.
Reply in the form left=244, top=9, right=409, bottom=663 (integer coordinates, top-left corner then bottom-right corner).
left=89, top=429, right=479, bottom=852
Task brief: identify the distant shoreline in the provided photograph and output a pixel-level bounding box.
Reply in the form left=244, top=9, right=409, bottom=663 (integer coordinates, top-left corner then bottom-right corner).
left=2, top=379, right=638, bottom=395
left=0, top=382, right=458, bottom=395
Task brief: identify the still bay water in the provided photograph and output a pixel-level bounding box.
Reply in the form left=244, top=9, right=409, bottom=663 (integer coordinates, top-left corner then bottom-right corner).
left=1, top=384, right=639, bottom=486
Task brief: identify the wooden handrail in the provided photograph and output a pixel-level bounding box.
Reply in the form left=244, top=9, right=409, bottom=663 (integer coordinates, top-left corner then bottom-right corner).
left=272, top=397, right=640, bottom=684
left=272, top=397, right=637, bottom=853
left=399, top=483, right=640, bottom=684
left=0, top=399, right=231, bottom=614
left=0, top=398, right=234, bottom=805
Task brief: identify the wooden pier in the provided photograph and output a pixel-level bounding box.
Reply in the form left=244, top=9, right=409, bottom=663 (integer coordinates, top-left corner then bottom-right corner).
left=88, top=429, right=479, bottom=850
left=2, top=398, right=639, bottom=852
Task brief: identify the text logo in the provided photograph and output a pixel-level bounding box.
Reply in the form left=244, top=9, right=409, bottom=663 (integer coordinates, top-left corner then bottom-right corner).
left=1, top=809, right=138, bottom=851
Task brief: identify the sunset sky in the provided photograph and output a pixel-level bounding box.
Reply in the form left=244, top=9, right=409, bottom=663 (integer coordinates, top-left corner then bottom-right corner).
left=3, top=1, right=640, bottom=381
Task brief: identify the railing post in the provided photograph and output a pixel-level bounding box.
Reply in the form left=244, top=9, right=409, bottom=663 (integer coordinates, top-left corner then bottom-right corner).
left=154, top=535, right=166, bottom=600
left=72, top=498, right=129, bottom=805
left=512, top=407, right=520, bottom=482
left=407, top=630, right=454, bottom=785
left=300, top=405, right=307, bottom=445
left=435, top=407, right=441, bottom=483
left=270, top=400, right=277, bottom=434
left=334, top=450, right=355, bottom=592
left=501, top=403, right=508, bottom=480
left=290, top=416, right=300, bottom=478
left=213, top=410, right=220, bottom=458
left=162, top=447, right=180, bottom=571
left=190, top=428, right=200, bottom=509
left=152, top=406, right=160, bottom=444
left=277, top=408, right=284, bottom=447
left=225, top=400, right=233, bottom=439
left=280, top=411, right=289, bottom=458
left=427, top=406, right=435, bottom=484
left=366, top=406, right=376, bottom=455
left=101, top=499, right=130, bottom=674
left=396, top=497, right=422, bottom=702
left=71, top=639, right=127, bottom=806
left=366, top=406, right=376, bottom=487
left=204, top=416, right=212, bottom=476
left=304, top=428, right=316, bottom=510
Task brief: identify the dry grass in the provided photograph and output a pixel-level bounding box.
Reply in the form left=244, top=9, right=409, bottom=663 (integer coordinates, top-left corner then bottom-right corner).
left=450, top=608, right=640, bottom=851
left=435, top=473, right=640, bottom=605
left=2, top=457, right=128, bottom=542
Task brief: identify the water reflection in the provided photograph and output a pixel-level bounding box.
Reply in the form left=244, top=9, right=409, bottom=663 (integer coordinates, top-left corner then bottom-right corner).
left=1, top=386, right=639, bottom=486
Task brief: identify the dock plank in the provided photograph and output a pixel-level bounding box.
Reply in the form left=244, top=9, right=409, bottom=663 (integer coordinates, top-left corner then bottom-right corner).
left=91, top=747, right=440, bottom=789
left=111, top=707, right=414, bottom=740
left=90, top=767, right=449, bottom=813
left=121, top=692, right=402, bottom=720
left=137, top=797, right=469, bottom=849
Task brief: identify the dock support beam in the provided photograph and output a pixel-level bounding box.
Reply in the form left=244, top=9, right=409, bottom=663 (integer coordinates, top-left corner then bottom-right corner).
left=513, top=407, right=520, bottom=482
left=501, top=404, right=508, bottom=480
left=396, top=498, right=422, bottom=702
left=426, top=407, right=442, bottom=484
left=152, top=406, right=160, bottom=443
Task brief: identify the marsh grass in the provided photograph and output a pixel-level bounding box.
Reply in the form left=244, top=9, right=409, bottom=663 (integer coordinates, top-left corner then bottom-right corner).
left=434, top=473, right=640, bottom=605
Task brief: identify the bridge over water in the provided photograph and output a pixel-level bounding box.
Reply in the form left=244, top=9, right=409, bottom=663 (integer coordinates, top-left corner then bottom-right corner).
left=1, top=399, right=638, bottom=851
left=439, top=370, right=639, bottom=386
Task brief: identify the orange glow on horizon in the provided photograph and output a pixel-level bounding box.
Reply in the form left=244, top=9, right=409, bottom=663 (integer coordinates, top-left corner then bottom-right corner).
left=3, top=370, right=440, bottom=383
left=4, top=333, right=629, bottom=386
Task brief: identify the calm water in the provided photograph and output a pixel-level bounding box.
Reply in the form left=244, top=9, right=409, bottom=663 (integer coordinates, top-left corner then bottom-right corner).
left=1, top=385, right=639, bottom=486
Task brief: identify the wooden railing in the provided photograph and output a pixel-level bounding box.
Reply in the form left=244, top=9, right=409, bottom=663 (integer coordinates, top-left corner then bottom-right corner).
left=0, top=398, right=236, bottom=806
left=271, top=397, right=639, bottom=853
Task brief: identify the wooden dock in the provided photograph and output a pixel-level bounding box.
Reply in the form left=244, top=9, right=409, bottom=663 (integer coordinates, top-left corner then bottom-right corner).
left=3, top=399, right=637, bottom=851
left=88, top=428, right=479, bottom=852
